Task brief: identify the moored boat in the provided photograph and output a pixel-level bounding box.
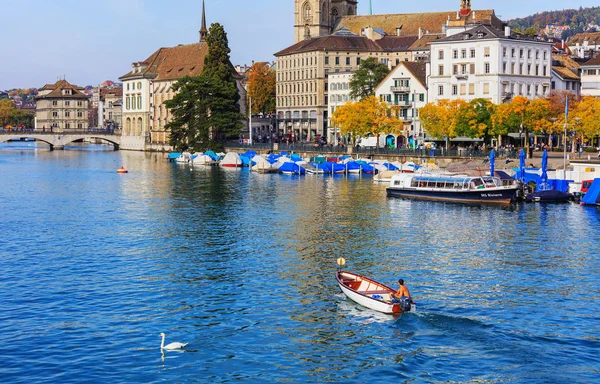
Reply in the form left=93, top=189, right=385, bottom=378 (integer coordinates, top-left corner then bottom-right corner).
left=336, top=270, right=409, bottom=315
left=387, top=173, right=518, bottom=204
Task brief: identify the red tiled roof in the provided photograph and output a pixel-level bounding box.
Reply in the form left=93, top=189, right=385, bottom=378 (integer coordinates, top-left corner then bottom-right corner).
left=120, top=42, right=209, bottom=82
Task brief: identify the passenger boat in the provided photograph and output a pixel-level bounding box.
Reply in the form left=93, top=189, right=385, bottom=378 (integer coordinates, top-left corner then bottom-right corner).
left=336, top=270, right=408, bottom=315
left=386, top=173, right=518, bottom=204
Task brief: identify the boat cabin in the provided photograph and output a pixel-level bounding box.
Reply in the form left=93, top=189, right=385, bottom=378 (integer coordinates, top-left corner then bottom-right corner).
left=393, top=175, right=507, bottom=191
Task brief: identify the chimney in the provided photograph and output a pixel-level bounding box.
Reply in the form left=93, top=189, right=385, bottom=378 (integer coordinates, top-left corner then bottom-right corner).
left=418, top=27, right=423, bottom=39
left=363, top=26, right=374, bottom=40
left=505, top=26, right=511, bottom=37
left=396, top=25, right=403, bottom=36
left=472, top=11, right=476, bottom=20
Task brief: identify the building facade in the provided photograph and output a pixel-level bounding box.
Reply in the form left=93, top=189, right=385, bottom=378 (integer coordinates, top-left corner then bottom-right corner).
left=327, top=72, right=356, bottom=143
left=429, top=25, right=553, bottom=104
left=35, top=80, right=89, bottom=132
left=568, top=32, right=600, bottom=59
left=551, top=54, right=581, bottom=96
left=275, top=32, right=415, bottom=141
left=580, top=56, right=600, bottom=98
left=375, top=62, right=428, bottom=148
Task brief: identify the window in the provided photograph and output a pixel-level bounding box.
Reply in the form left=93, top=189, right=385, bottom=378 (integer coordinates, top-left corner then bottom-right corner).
left=470, top=63, right=475, bottom=74
left=469, top=84, right=475, bottom=95
left=503, top=63, right=507, bottom=73
left=470, top=49, right=476, bottom=58
left=77, top=101, right=83, bottom=107
left=325, top=56, right=329, bottom=65
left=137, top=82, right=142, bottom=90
left=65, top=101, right=70, bottom=106
left=137, top=95, right=142, bottom=109
left=52, top=111, right=58, bottom=117
left=65, top=123, right=70, bottom=129
left=453, top=64, right=458, bottom=75
left=335, top=57, right=339, bottom=65
left=453, top=50, right=458, bottom=59
left=519, top=49, right=523, bottom=58
left=438, top=65, right=444, bottom=76
left=77, top=124, right=83, bottom=129
left=461, top=49, right=467, bottom=58
left=483, top=83, right=490, bottom=94
left=78, top=112, right=83, bottom=118
left=511, top=48, right=515, bottom=58
left=346, top=57, right=350, bottom=65
left=484, top=47, right=490, bottom=57
left=452, top=85, right=458, bottom=95
left=460, top=84, right=466, bottom=95
left=551, top=81, right=556, bottom=90
left=419, top=94, right=425, bottom=102
left=438, top=85, right=444, bottom=96
left=52, top=101, right=58, bottom=106
left=438, top=50, right=444, bottom=60
left=485, top=63, right=490, bottom=74
left=461, top=64, right=467, bottom=74
left=126, top=97, right=130, bottom=110
left=65, top=111, right=70, bottom=117
left=503, top=47, right=507, bottom=57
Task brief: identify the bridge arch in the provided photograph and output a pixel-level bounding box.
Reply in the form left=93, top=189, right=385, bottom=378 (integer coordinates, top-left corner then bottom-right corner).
left=0, top=135, right=54, bottom=148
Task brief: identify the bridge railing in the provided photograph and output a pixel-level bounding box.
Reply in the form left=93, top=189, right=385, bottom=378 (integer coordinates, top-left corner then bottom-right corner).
left=0, top=128, right=120, bottom=136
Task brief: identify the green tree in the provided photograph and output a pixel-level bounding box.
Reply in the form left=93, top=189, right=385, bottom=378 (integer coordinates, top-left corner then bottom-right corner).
left=0, top=99, right=15, bottom=127
left=349, top=57, right=390, bottom=100
left=202, top=22, right=243, bottom=140
left=455, top=98, right=495, bottom=146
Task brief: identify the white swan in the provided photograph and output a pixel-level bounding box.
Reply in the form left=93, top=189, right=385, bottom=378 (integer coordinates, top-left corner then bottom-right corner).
left=160, top=332, right=188, bottom=350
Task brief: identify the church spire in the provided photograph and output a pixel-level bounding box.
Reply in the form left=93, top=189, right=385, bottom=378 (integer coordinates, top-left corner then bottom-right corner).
left=199, top=0, right=208, bottom=42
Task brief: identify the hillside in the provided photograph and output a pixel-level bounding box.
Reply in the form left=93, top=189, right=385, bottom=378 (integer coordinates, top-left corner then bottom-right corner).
left=508, top=6, right=600, bottom=39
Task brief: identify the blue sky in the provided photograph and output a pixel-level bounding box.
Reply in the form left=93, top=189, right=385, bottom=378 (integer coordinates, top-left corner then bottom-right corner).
left=1, top=0, right=597, bottom=89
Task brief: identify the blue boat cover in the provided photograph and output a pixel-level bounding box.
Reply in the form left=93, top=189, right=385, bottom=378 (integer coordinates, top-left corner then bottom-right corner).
left=581, top=178, right=600, bottom=205
left=167, top=152, right=181, bottom=159
left=361, top=163, right=376, bottom=174
left=320, top=162, right=345, bottom=173
left=279, top=162, right=305, bottom=175
left=239, top=155, right=252, bottom=166
left=345, top=162, right=361, bottom=171
left=290, top=154, right=303, bottom=162
left=204, top=150, right=218, bottom=160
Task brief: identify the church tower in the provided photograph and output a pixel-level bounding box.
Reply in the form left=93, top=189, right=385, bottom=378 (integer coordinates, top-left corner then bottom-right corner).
left=459, top=0, right=472, bottom=17
left=294, top=0, right=358, bottom=43
left=199, top=0, right=208, bottom=42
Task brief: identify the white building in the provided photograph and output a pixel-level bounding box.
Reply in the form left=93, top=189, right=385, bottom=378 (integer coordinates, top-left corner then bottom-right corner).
left=327, top=72, right=356, bottom=144
left=429, top=25, right=553, bottom=105
left=568, top=32, right=600, bottom=59
left=375, top=61, right=428, bottom=148
left=580, top=56, right=600, bottom=98
left=551, top=55, right=581, bottom=96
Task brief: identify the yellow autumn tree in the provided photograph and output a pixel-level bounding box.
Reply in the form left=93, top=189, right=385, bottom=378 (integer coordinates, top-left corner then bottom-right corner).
left=573, top=96, right=600, bottom=143
left=419, top=99, right=467, bottom=139
left=332, top=95, right=403, bottom=146
left=246, top=62, right=276, bottom=114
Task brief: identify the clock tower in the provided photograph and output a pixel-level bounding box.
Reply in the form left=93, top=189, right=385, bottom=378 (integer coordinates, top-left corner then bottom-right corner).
left=294, top=0, right=358, bottom=43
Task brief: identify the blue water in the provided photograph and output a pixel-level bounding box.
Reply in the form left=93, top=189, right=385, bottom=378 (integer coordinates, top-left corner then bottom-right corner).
left=1, top=143, right=599, bottom=383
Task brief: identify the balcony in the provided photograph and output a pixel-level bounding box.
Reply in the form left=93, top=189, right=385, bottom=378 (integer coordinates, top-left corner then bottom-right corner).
left=455, top=74, right=469, bottom=80
left=390, top=86, right=410, bottom=93
left=393, top=99, right=410, bottom=107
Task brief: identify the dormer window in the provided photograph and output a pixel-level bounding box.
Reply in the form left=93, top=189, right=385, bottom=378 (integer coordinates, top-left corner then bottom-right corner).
left=477, top=32, right=485, bottom=38
left=63, top=89, right=72, bottom=96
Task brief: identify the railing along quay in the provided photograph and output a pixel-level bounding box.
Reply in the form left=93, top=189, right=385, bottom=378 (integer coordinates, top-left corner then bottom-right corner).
left=0, top=128, right=119, bottom=136
left=226, top=141, right=518, bottom=160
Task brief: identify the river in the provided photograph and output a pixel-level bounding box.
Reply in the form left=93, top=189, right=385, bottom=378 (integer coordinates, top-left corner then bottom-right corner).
left=0, top=142, right=598, bottom=383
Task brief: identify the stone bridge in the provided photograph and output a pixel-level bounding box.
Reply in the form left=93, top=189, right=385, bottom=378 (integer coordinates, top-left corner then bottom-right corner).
left=0, top=130, right=121, bottom=150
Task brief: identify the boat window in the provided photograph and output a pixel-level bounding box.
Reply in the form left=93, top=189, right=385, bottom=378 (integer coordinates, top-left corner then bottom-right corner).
left=411, top=179, right=418, bottom=188
left=436, top=181, right=445, bottom=188
left=427, top=181, right=436, bottom=188
left=463, top=182, right=469, bottom=189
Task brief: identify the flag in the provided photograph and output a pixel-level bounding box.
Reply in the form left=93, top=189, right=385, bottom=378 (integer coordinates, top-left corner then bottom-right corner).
left=565, top=96, right=569, bottom=119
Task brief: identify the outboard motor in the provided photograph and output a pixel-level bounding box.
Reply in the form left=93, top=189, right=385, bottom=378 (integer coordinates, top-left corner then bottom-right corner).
left=400, top=297, right=412, bottom=312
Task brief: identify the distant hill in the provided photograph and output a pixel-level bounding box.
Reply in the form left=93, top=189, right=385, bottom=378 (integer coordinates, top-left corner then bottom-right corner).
left=508, top=6, right=600, bottom=39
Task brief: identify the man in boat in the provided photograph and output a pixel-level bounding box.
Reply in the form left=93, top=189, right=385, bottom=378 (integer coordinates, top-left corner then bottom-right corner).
left=392, top=279, right=413, bottom=312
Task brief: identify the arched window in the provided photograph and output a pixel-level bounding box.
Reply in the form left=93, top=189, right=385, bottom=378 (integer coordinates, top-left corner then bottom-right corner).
left=322, top=3, right=327, bottom=23
left=125, top=118, right=131, bottom=135
left=347, top=6, right=355, bottom=16
left=137, top=95, right=142, bottom=110
left=331, top=8, right=339, bottom=26
left=303, top=2, right=312, bottom=21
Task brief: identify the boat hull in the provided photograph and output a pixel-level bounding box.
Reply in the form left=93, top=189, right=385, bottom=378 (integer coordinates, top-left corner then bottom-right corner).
left=336, top=271, right=402, bottom=315
left=386, top=187, right=517, bottom=205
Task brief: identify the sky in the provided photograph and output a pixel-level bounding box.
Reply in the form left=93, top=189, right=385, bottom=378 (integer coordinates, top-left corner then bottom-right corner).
left=1, top=0, right=598, bottom=90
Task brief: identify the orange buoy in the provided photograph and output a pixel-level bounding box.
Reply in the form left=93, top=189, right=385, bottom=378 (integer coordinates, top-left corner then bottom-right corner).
left=117, top=166, right=128, bottom=174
